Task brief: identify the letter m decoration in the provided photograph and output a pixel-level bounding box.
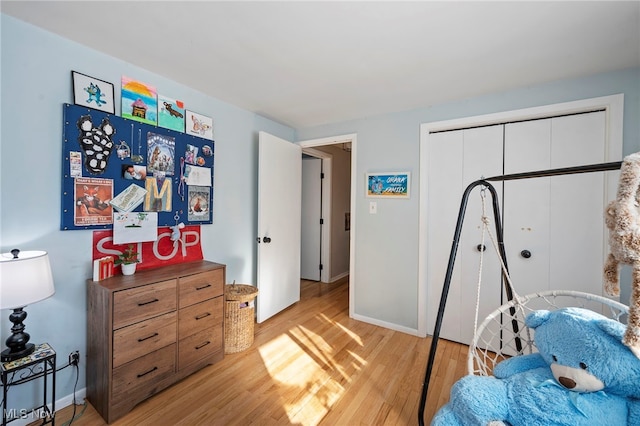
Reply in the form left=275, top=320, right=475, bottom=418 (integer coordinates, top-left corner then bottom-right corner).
left=144, top=177, right=172, bottom=212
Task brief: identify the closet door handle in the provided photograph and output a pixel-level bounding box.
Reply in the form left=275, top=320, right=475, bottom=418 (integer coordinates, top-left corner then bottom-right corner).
left=520, top=250, right=532, bottom=259
left=263, top=236, right=272, bottom=243
left=476, top=244, right=486, bottom=252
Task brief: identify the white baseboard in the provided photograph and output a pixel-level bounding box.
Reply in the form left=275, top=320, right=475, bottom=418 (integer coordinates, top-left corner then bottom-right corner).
left=6, top=388, right=86, bottom=426
left=351, top=313, right=422, bottom=337
left=330, top=271, right=349, bottom=283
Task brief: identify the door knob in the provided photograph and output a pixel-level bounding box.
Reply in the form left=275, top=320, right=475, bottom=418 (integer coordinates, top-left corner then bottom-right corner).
left=520, top=249, right=532, bottom=259
left=477, top=244, right=486, bottom=252
left=263, top=236, right=272, bottom=243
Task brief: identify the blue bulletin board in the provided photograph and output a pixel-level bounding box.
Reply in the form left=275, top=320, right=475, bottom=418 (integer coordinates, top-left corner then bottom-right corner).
left=61, top=103, right=215, bottom=230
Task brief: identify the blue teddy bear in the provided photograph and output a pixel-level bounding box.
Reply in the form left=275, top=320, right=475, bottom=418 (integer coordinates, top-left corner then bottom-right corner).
left=432, top=307, right=640, bottom=426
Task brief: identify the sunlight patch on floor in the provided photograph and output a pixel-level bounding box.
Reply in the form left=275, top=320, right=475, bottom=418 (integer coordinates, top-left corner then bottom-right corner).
left=256, top=315, right=365, bottom=425
left=318, top=312, right=363, bottom=346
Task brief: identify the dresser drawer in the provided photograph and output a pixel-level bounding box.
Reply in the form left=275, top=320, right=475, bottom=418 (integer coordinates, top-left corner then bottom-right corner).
left=178, top=326, right=223, bottom=370
left=113, top=279, right=177, bottom=329
left=113, top=312, right=177, bottom=368
left=179, top=269, right=224, bottom=308
left=179, top=296, right=223, bottom=339
left=112, top=344, right=176, bottom=405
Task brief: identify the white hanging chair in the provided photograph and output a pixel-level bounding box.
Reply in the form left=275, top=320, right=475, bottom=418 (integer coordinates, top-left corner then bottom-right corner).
left=468, top=289, right=629, bottom=377
left=467, top=187, right=629, bottom=377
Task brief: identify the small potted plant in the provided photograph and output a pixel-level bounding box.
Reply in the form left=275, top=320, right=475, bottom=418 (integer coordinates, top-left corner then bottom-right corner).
left=115, top=244, right=140, bottom=275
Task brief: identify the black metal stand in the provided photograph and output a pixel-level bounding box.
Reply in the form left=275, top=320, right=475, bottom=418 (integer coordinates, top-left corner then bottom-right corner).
left=1, top=343, right=56, bottom=426
left=417, top=161, right=622, bottom=426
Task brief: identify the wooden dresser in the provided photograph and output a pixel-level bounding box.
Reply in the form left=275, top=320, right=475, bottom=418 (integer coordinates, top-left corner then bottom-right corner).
left=87, top=260, right=225, bottom=423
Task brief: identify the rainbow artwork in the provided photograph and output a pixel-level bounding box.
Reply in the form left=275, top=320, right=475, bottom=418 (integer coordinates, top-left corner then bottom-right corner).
left=121, top=76, right=158, bottom=125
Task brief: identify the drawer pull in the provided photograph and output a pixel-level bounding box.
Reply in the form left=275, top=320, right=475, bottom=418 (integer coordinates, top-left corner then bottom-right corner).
left=195, top=312, right=211, bottom=320
left=137, top=366, right=158, bottom=378
left=138, top=332, right=159, bottom=342
left=195, top=341, right=211, bottom=350
left=138, top=298, right=159, bottom=306
left=195, top=284, right=212, bottom=291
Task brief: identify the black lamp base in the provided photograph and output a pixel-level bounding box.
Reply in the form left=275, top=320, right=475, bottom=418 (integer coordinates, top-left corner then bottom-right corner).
left=2, top=307, right=35, bottom=362
left=1, top=343, right=35, bottom=362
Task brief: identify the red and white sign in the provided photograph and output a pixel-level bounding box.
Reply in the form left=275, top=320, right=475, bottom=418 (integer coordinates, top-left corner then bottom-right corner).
left=93, top=225, right=203, bottom=273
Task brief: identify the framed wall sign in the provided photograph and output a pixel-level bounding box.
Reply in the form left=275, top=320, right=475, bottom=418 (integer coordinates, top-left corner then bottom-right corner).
left=366, top=172, right=411, bottom=198
left=72, top=71, right=115, bottom=114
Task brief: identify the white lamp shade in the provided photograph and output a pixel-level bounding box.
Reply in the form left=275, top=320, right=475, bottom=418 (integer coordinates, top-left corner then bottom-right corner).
left=0, top=250, right=55, bottom=310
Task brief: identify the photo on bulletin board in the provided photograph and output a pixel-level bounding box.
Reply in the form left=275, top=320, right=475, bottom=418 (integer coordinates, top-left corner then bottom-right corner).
left=188, top=186, right=210, bottom=222
left=110, top=183, right=147, bottom=212
left=72, top=71, right=115, bottom=114
left=121, top=164, right=147, bottom=181
left=185, top=144, right=198, bottom=165
left=158, top=95, right=185, bottom=132
left=185, top=110, right=213, bottom=140
left=121, top=76, right=158, bottom=126
left=74, top=177, right=114, bottom=226
left=147, top=132, right=176, bottom=175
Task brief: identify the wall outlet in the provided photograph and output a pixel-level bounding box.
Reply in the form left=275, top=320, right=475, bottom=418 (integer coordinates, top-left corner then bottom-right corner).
left=69, top=351, right=80, bottom=366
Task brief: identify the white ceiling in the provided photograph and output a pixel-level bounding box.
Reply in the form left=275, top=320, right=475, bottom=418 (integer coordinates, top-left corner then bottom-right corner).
left=2, top=1, right=639, bottom=129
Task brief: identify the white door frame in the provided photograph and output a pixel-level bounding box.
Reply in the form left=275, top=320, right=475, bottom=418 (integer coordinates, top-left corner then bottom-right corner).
left=418, top=94, right=624, bottom=337
left=302, top=148, right=332, bottom=283
left=299, top=133, right=357, bottom=318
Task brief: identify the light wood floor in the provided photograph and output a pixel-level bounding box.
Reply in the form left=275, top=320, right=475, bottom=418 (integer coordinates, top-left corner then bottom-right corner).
left=52, top=278, right=467, bottom=425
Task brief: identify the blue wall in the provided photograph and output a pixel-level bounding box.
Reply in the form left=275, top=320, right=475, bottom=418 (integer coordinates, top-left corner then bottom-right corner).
left=0, top=14, right=294, bottom=407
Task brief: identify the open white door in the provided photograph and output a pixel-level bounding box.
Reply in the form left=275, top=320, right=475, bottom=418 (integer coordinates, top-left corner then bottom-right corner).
left=301, top=157, right=322, bottom=280
left=257, top=131, right=302, bottom=323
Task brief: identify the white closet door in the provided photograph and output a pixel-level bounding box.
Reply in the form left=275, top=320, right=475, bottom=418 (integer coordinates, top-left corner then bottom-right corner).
left=459, top=125, right=504, bottom=344
left=427, top=126, right=503, bottom=344
left=427, top=130, right=464, bottom=341
left=504, top=119, right=552, bottom=297
left=549, top=112, right=606, bottom=294
left=503, top=111, right=606, bottom=303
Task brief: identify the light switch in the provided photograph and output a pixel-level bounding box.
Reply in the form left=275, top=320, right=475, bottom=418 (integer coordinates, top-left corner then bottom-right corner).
left=369, top=201, right=377, bottom=214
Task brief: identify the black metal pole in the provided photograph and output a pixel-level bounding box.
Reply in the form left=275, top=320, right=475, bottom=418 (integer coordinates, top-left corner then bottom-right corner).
left=485, top=161, right=621, bottom=182
left=418, top=180, right=499, bottom=425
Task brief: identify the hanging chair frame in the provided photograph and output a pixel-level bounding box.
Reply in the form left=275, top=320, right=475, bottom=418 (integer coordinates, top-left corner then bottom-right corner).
left=418, top=160, right=623, bottom=426
left=468, top=288, right=629, bottom=377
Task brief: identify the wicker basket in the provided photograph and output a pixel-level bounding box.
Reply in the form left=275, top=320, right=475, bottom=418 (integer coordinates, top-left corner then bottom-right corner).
left=224, top=284, right=259, bottom=354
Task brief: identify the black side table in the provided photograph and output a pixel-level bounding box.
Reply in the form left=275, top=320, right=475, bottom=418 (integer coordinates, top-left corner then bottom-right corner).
left=1, top=343, right=56, bottom=426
